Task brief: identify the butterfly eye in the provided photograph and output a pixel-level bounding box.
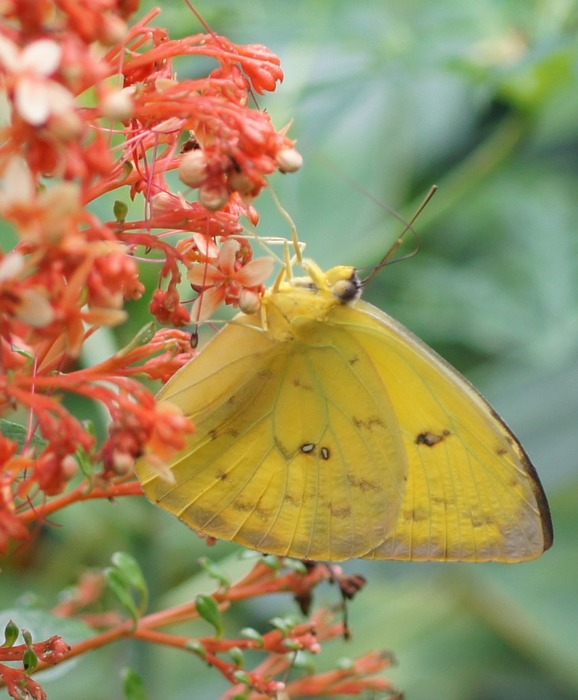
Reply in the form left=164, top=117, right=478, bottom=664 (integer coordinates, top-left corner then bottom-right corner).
left=332, top=277, right=361, bottom=303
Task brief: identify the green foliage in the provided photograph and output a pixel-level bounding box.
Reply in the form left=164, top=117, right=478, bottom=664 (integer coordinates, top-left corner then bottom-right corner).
left=195, top=594, right=224, bottom=637
left=129, top=2, right=578, bottom=699
left=122, top=668, right=148, bottom=700
left=3, top=1, right=576, bottom=698
left=105, top=552, right=149, bottom=623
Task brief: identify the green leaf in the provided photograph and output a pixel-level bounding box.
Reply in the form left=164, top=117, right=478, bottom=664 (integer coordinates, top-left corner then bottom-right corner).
left=293, top=650, right=317, bottom=673
left=111, top=552, right=147, bottom=595
left=283, top=558, right=308, bottom=574
left=0, top=420, right=47, bottom=452
left=240, top=628, right=264, bottom=646
left=117, top=323, right=156, bottom=357
left=269, top=616, right=298, bottom=636
left=105, top=552, right=148, bottom=622
left=122, top=668, right=147, bottom=700
left=261, top=555, right=282, bottom=571
left=195, top=594, right=223, bottom=637
left=105, top=569, right=139, bottom=622
left=228, top=646, right=244, bottom=667
left=336, top=657, right=355, bottom=670
left=2, top=619, right=19, bottom=647
left=232, top=670, right=251, bottom=686
left=114, top=200, right=128, bottom=223
left=23, top=647, right=38, bottom=673
left=198, top=557, right=231, bottom=590
left=75, top=444, right=96, bottom=477
left=185, top=639, right=207, bottom=659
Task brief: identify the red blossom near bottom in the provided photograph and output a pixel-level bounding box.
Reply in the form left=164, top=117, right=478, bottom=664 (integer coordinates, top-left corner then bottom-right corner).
left=31, top=557, right=397, bottom=700
left=0, top=634, right=70, bottom=700
left=0, top=327, right=195, bottom=551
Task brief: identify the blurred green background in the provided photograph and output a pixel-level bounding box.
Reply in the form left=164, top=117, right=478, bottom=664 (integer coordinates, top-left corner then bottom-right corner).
left=2, top=1, right=577, bottom=698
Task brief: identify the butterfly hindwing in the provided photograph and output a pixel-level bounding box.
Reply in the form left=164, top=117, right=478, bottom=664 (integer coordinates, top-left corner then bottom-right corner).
left=139, top=314, right=408, bottom=560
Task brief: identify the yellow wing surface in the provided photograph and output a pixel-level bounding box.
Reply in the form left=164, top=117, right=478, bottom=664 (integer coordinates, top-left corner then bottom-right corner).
left=136, top=261, right=553, bottom=562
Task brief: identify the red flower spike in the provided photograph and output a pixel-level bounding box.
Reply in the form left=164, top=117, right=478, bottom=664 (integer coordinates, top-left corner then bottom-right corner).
left=0, top=8, right=395, bottom=700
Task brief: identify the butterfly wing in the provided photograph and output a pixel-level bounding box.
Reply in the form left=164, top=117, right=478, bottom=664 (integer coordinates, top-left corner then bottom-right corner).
left=326, top=299, right=553, bottom=561
left=137, top=283, right=552, bottom=562
left=137, top=313, right=408, bottom=560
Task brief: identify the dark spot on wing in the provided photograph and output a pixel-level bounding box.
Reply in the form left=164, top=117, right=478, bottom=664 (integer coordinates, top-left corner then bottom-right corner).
left=292, top=377, right=313, bottom=391
left=215, top=470, right=228, bottom=481
left=210, top=427, right=238, bottom=440
left=348, top=354, right=360, bottom=366
left=415, top=429, right=450, bottom=447
left=284, top=493, right=299, bottom=506
left=232, top=499, right=269, bottom=521
left=232, top=499, right=254, bottom=513
left=347, top=473, right=381, bottom=493
left=330, top=503, right=352, bottom=519
left=352, top=415, right=385, bottom=431
left=321, top=446, right=330, bottom=460
left=407, top=507, right=429, bottom=522
left=300, top=442, right=315, bottom=454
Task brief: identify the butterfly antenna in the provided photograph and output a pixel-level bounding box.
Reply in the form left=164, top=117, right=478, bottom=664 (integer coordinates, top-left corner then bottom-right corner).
left=362, top=184, right=437, bottom=286
left=183, top=0, right=218, bottom=36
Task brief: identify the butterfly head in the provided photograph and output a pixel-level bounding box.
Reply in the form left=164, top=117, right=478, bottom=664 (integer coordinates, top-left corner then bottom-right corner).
left=300, top=260, right=362, bottom=304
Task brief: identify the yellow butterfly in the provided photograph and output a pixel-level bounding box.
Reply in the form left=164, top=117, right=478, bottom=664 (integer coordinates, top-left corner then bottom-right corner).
left=136, top=258, right=553, bottom=562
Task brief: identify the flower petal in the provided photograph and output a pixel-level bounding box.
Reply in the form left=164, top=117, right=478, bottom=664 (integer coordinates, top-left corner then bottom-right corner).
left=188, top=262, right=222, bottom=286
left=192, top=232, right=219, bottom=260
left=45, top=81, right=76, bottom=115
left=0, top=157, right=35, bottom=206
left=16, top=79, right=50, bottom=125
left=0, top=36, right=19, bottom=70
left=0, top=252, right=25, bottom=283
left=190, top=286, right=226, bottom=323
left=21, top=39, right=62, bottom=76
left=216, top=238, right=240, bottom=275
left=235, top=256, right=275, bottom=286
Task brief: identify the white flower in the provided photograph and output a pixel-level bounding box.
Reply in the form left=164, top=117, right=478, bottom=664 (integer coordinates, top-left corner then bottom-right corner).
left=0, top=36, right=75, bottom=125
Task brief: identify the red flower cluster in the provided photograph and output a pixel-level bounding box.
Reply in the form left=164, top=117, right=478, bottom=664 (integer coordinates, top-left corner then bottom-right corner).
left=0, top=3, right=397, bottom=700
left=0, top=0, right=300, bottom=554
left=0, top=625, right=70, bottom=700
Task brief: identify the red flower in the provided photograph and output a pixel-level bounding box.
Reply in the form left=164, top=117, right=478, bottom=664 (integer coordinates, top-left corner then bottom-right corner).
left=188, top=239, right=274, bottom=322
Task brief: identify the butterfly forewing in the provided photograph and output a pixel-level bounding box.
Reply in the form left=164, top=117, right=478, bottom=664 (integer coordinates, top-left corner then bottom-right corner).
left=331, top=300, right=552, bottom=561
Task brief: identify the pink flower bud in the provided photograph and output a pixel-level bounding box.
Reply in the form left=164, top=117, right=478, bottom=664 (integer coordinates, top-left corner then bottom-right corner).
left=178, top=150, right=207, bottom=188
left=276, top=147, right=303, bottom=173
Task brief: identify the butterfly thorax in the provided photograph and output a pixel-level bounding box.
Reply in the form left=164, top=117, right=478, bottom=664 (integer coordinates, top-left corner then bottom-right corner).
left=259, top=260, right=362, bottom=342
